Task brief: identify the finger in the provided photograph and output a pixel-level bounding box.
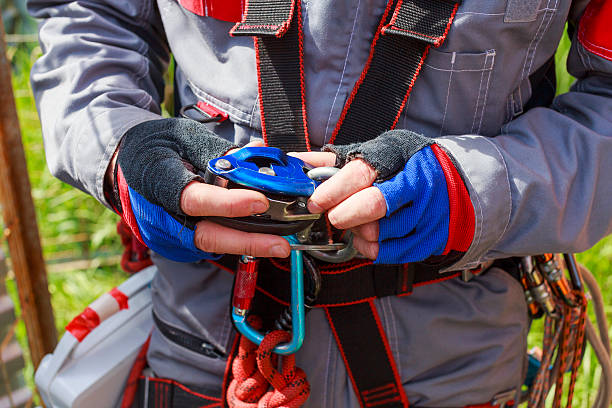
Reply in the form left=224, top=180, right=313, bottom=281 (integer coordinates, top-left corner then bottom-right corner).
left=308, top=159, right=378, bottom=213
left=327, top=187, right=387, bottom=229
left=353, top=235, right=378, bottom=260
left=350, top=222, right=379, bottom=242
left=194, top=220, right=291, bottom=258
left=288, top=151, right=337, bottom=167
left=181, top=181, right=269, bottom=217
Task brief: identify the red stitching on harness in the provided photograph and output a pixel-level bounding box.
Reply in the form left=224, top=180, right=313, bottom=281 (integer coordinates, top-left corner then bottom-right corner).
left=412, top=271, right=461, bottom=287
left=319, top=260, right=373, bottom=275
left=328, top=0, right=396, bottom=144
left=381, top=0, right=460, bottom=49
left=257, top=286, right=290, bottom=306
left=230, top=0, right=251, bottom=35
left=382, top=25, right=443, bottom=42
left=230, top=0, right=295, bottom=38
left=365, top=396, right=402, bottom=407
left=362, top=382, right=396, bottom=396
left=297, top=0, right=311, bottom=151
left=439, top=3, right=459, bottom=47
left=324, top=307, right=365, bottom=408
left=235, top=24, right=281, bottom=30
left=315, top=297, right=376, bottom=308
left=253, top=38, right=269, bottom=146
left=363, top=387, right=399, bottom=403
left=390, top=44, right=430, bottom=130
left=367, top=299, right=410, bottom=407
left=386, top=0, right=403, bottom=28
left=144, top=377, right=223, bottom=403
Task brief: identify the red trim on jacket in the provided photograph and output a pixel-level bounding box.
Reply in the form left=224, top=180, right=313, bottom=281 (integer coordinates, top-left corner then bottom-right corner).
left=431, top=145, right=475, bottom=255
left=578, top=0, right=612, bottom=61
left=179, top=0, right=244, bottom=22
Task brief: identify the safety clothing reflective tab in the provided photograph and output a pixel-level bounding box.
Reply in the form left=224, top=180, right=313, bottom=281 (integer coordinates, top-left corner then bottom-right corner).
left=325, top=301, right=409, bottom=408
left=136, top=376, right=223, bottom=407
left=578, top=0, right=612, bottom=61
left=178, top=0, right=244, bottom=23
left=232, top=0, right=309, bottom=152
left=431, top=144, right=475, bottom=254
left=195, top=100, right=229, bottom=122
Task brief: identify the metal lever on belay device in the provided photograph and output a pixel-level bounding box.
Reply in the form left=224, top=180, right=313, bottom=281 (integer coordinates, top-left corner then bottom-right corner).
left=205, top=146, right=353, bottom=354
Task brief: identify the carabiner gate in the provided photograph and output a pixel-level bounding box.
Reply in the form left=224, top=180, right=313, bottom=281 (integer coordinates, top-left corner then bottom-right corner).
left=231, top=235, right=305, bottom=355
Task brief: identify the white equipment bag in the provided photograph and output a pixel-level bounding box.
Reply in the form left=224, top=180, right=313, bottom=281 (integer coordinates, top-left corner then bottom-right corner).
left=35, top=266, right=156, bottom=408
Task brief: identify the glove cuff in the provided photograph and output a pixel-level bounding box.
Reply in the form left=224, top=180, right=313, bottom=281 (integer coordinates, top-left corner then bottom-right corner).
left=430, top=144, right=475, bottom=255
left=323, top=130, right=433, bottom=181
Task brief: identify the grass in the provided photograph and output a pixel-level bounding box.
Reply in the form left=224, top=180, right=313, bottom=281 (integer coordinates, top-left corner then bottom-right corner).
left=1, top=27, right=610, bottom=407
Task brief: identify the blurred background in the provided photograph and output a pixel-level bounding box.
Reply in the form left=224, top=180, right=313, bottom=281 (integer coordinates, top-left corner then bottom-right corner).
left=0, top=2, right=609, bottom=406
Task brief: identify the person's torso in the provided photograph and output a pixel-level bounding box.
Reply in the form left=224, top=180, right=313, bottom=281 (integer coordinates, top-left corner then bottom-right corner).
left=159, top=0, right=572, bottom=147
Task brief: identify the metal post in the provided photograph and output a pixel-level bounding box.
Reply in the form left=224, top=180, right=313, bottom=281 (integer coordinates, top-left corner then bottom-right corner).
left=0, top=12, right=57, bottom=368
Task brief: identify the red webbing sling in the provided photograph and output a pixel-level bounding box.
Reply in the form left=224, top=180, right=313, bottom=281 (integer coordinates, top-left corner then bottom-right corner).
left=228, top=1, right=460, bottom=407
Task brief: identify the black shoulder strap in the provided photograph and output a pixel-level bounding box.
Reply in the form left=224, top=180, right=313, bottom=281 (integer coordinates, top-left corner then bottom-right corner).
left=231, top=0, right=310, bottom=152
left=231, top=0, right=460, bottom=149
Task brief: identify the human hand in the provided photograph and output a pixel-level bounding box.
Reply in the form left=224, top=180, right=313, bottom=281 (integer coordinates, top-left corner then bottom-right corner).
left=113, top=118, right=290, bottom=262
left=291, top=130, right=475, bottom=264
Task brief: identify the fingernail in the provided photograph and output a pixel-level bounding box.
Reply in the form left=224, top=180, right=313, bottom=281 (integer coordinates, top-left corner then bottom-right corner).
left=271, top=245, right=289, bottom=258
left=251, top=201, right=268, bottom=214
left=308, top=201, right=323, bottom=213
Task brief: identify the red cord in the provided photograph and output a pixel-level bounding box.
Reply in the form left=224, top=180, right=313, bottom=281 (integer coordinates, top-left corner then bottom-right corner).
left=227, top=318, right=310, bottom=408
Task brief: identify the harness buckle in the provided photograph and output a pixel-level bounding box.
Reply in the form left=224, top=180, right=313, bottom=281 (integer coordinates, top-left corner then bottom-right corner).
left=179, top=101, right=229, bottom=123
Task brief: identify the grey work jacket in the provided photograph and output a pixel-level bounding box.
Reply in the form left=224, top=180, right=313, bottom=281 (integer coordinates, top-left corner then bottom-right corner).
left=28, top=0, right=612, bottom=405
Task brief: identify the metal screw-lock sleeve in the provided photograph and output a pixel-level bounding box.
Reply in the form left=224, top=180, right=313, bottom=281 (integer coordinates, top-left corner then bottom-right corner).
left=522, top=256, right=558, bottom=317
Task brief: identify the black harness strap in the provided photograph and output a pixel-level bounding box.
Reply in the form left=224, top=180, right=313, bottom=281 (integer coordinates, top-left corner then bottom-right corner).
left=136, top=376, right=223, bottom=408
left=330, top=0, right=460, bottom=145
left=326, top=301, right=408, bottom=408
left=231, top=0, right=310, bottom=152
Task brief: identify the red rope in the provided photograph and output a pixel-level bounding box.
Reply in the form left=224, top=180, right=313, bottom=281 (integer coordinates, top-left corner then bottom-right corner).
left=227, top=318, right=310, bottom=408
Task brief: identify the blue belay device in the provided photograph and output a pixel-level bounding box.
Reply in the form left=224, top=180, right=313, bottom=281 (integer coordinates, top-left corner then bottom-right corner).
left=205, top=147, right=323, bottom=355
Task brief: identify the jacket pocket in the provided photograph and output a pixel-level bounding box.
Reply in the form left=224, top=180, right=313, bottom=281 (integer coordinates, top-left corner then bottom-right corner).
left=401, top=48, right=498, bottom=137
